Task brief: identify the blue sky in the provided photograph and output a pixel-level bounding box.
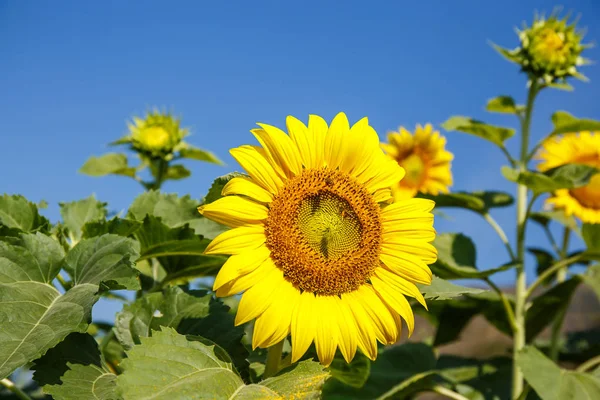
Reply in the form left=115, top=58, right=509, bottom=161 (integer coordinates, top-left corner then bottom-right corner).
left=1, top=1, right=599, bottom=322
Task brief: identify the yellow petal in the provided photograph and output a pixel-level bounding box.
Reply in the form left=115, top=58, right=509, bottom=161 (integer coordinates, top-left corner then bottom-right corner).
left=382, top=238, right=437, bottom=264
left=333, top=296, right=358, bottom=363
left=308, top=114, right=328, bottom=168
left=235, top=266, right=283, bottom=325
left=287, top=115, right=314, bottom=169
left=216, top=257, right=277, bottom=297
left=351, top=285, right=399, bottom=344
left=341, top=293, right=378, bottom=360
left=204, top=225, right=265, bottom=255
left=373, top=188, right=393, bottom=203
left=324, top=112, right=350, bottom=170
left=381, top=198, right=435, bottom=221
left=374, top=267, right=427, bottom=309
left=371, top=276, right=414, bottom=336
left=291, top=291, right=318, bottom=363
left=254, top=123, right=303, bottom=176
left=362, top=156, right=406, bottom=193
left=380, top=251, right=433, bottom=284
left=314, top=296, right=338, bottom=367
left=230, top=145, right=284, bottom=194
left=199, top=196, right=268, bottom=228
left=252, top=280, right=300, bottom=349
left=345, top=120, right=381, bottom=178
left=213, top=245, right=271, bottom=290
left=222, top=177, right=274, bottom=203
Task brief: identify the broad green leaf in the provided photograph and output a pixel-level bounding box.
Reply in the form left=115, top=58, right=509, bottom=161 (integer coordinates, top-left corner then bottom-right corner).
left=165, top=164, right=191, bottom=180
left=32, top=333, right=101, bottom=386
left=323, top=343, right=436, bottom=399
left=530, top=210, right=580, bottom=236
left=501, top=164, right=598, bottom=194
left=202, top=172, right=245, bottom=205
left=63, top=234, right=141, bottom=291
left=526, top=277, right=581, bottom=342
left=550, top=111, right=600, bottom=138
left=528, top=247, right=557, bottom=285
left=583, top=224, right=600, bottom=254
left=432, top=302, right=480, bottom=347
left=79, top=153, right=136, bottom=177
left=128, top=190, right=226, bottom=239
left=432, top=233, right=515, bottom=279
left=82, top=217, right=142, bottom=239
left=486, top=95, right=522, bottom=114
left=420, top=191, right=513, bottom=214
left=0, top=194, right=50, bottom=232
left=114, top=287, right=248, bottom=377
left=328, top=352, right=371, bottom=389
left=59, top=195, right=107, bottom=242
left=44, top=363, right=118, bottom=400
left=179, top=145, right=224, bottom=165
left=117, top=328, right=327, bottom=399
left=441, top=116, right=515, bottom=147
left=517, top=346, right=600, bottom=400
left=134, top=216, right=224, bottom=280
left=418, top=276, right=485, bottom=300
left=582, top=264, right=600, bottom=300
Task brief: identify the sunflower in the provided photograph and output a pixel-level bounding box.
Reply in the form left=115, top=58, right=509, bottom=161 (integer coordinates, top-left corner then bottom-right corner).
left=127, top=110, right=188, bottom=157
left=198, top=112, right=436, bottom=366
left=381, top=124, right=453, bottom=200
left=537, top=131, right=600, bottom=223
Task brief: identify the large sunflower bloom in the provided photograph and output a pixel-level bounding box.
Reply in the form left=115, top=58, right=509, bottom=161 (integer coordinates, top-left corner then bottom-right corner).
left=199, top=113, right=436, bottom=366
left=537, top=131, right=600, bottom=223
left=382, top=124, right=453, bottom=200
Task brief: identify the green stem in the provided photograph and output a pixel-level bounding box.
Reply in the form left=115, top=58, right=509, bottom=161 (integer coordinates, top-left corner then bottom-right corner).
left=485, top=278, right=518, bottom=331
left=542, top=225, right=562, bottom=256
left=0, top=379, right=32, bottom=400
left=151, top=158, right=168, bottom=191
left=577, top=355, right=600, bottom=372
left=512, top=79, right=540, bottom=400
left=263, top=340, right=285, bottom=379
left=525, top=254, right=582, bottom=299
left=430, top=385, right=470, bottom=400
left=549, top=227, right=572, bottom=361
left=483, top=213, right=517, bottom=261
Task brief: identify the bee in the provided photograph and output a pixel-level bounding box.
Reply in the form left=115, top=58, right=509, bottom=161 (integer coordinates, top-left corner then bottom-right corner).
left=324, top=177, right=334, bottom=186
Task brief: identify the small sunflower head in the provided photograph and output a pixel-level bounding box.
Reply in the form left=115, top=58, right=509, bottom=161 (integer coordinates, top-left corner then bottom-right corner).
left=494, top=12, right=591, bottom=84
left=128, top=110, right=188, bottom=157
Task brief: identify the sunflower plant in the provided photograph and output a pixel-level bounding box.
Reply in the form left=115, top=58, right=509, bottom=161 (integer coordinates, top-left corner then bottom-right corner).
left=2, top=9, right=600, bottom=400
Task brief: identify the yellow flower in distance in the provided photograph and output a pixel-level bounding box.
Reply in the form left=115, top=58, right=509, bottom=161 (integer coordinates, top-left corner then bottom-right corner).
left=537, top=132, right=600, bottom=223
left=382, top=124, right=453, bottom=200
left=199, top=113, right=436, bottom=366
left=128, top=110, right=187, bottom=156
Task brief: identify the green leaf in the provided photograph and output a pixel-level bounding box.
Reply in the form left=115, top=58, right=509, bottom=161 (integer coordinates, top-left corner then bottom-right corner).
left=328, top=352, right=371, bottom=389
left=526, top=277, right=581, bottom=342
left=134, top=216, right=224, bottom=280
left=418, top=276, right=485, bottom=300
left=582, top=264, right=600, bottom=300
left=490, top=42, right=521, bottom=63
left=528, top=247, right=557, bottom=285
left=32, top=333, right=101, bottom=386
left=323, top=343, right=436, bottom=399
left=82, top=217, right=142, bottom=239
left=0, top=233, right=99, bottom=379
left=530, top=210, right=580, bottom=236
left=63, top=234, right=141, bottom=291
left=517, top=346, right=600, bottom=400
left=79, top=153, right=136, bottom=177
left=550, top=111, right=600, bottom=138
left=59, top=195, right=107, bottom=242
left=432, top=233, right=515, bottom=279
left=0, top=194, right=50, bottom=232
left=128, top=190, right=226, bottom=239
left=420, top=191, right=513, bottom=214
left=583, top=224, right=600, bottom=254
left=441, top=116, right=515, bottom=147
left=44, top=363, right=118, bottom=400
left=165, top=164, right=191, bottom=180
left=179, top=145, right=224, bottom=165
left=486, top=96, right=522, bottom=114
left=432, top=302, right=480, bottom=347
left=117, top=328, right=327, bottom=399
left=547, top=82, right=574, bottom=91
left=437, top=356, right=512, bottom=400
left=202, top=172, right=245, bottom=205
left=501, top=164, right=598, bottom=195
left=114, top=287, right=248, bottom=377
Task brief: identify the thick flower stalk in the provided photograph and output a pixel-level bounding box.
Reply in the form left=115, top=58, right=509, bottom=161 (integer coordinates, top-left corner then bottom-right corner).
left=199, top=112, right=436, bottom=366
left=382, top=124, right=453, bottom=200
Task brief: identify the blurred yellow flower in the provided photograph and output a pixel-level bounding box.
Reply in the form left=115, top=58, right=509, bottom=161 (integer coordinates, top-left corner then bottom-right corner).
left=199, top=113, right=436, bottom=366
left=128, top=111, right=187, bottom=156
left=537, top=131, right=600, bottom=223
left=382, top=124, right=453, bottom=200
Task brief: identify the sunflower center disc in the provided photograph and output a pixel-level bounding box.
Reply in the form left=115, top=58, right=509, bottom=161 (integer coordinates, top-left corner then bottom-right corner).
left=265, top=169, right=382, bottom=296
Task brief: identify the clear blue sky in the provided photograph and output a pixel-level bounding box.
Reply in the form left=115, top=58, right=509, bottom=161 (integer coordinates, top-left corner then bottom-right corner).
left=1, top=1, right=599, bottom=322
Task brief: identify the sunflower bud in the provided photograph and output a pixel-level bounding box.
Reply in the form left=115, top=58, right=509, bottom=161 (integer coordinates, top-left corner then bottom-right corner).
left=128, top=111, right=187, bottom=157
left=494, top=12, right=590, bottom=84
